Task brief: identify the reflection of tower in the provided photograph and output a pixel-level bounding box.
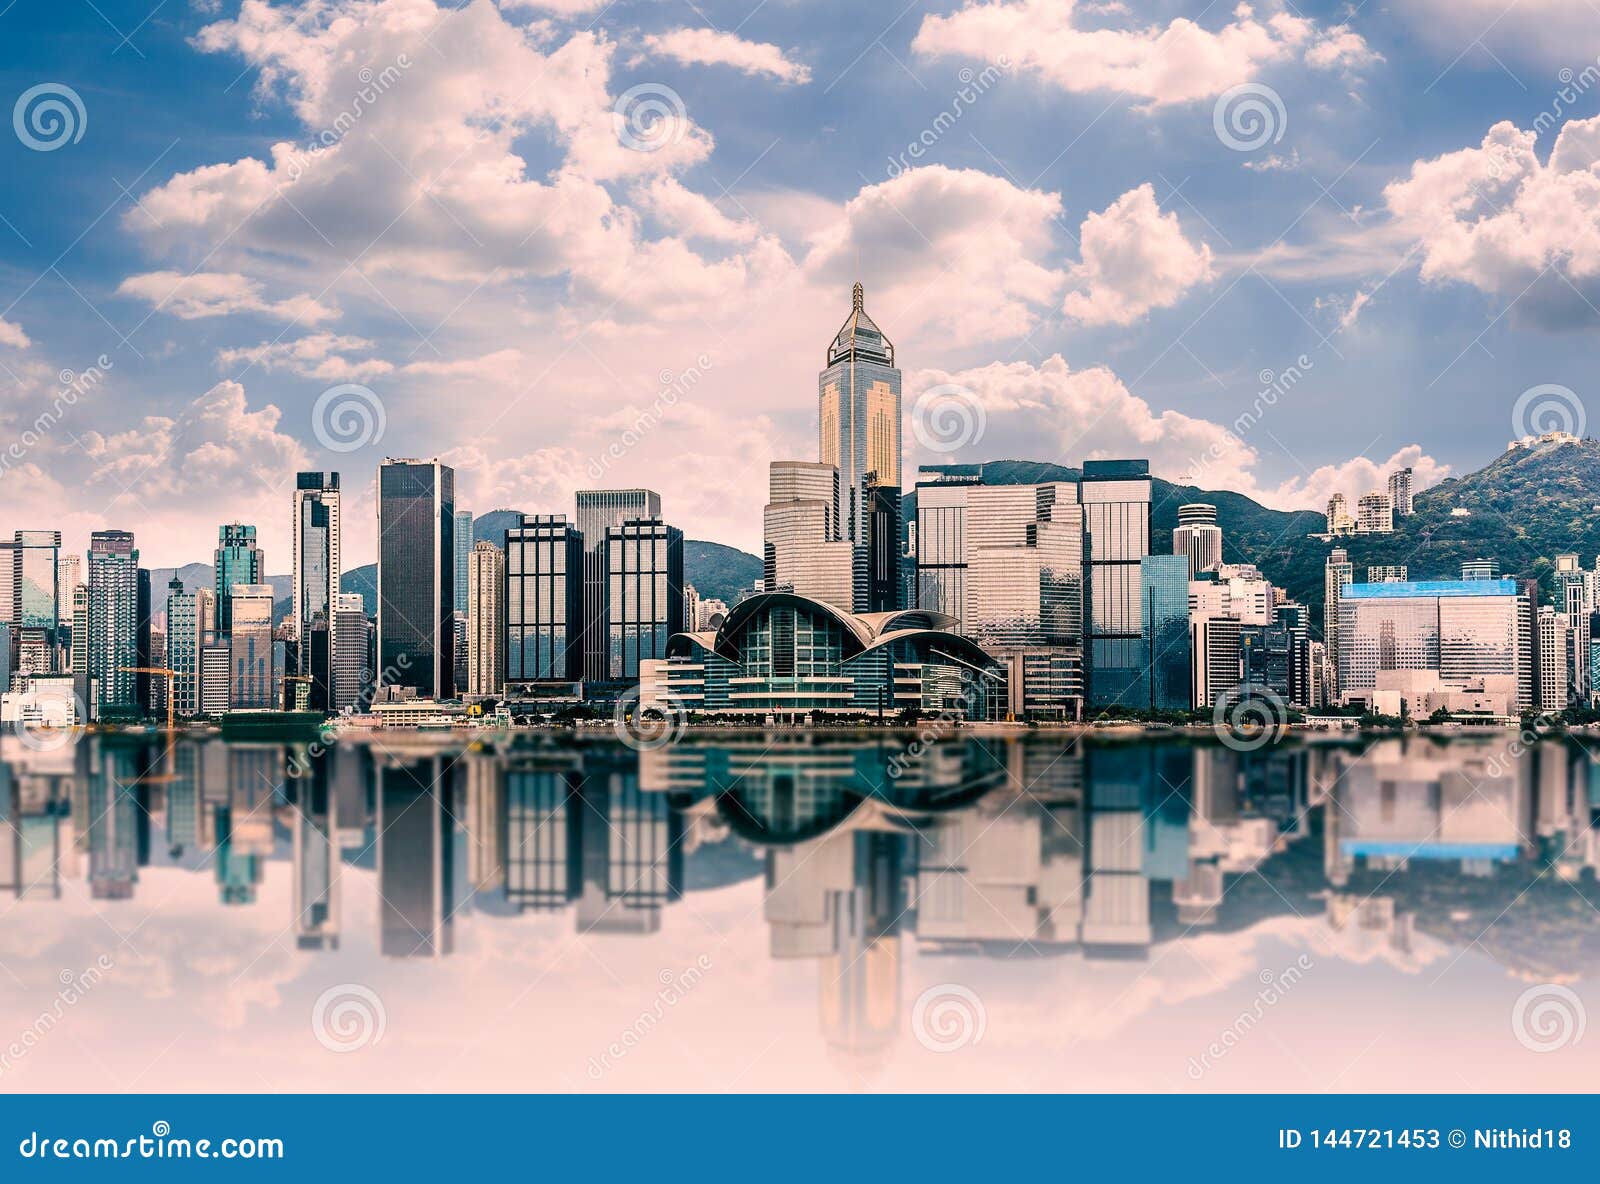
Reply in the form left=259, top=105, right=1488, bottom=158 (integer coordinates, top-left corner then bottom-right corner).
left=464, top=755, right=506, bottom=893
left=819, top=835, right=905, bottom=1064
left=293, top=758, right=340, bottom=951
left=0, top=770, right=66, bottom=901
left=83, top=741, right=144, bottom=899
left=505, top=759, right=582, bottom=910
left=576, top=756, right=683, bottom=933
left=377, top=755, right=456, bottom=957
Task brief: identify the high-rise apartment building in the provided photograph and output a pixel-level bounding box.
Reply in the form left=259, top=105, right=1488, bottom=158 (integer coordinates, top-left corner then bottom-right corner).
left=604, top=518, right=683, bottom=680
left=1367, top=565, right=1408, bottom=583
left=166, top=579, right=216, bottom=717
left=86, top=531, right=140, bottom=715
left=229, top=584, right=276, bottom=709
left=467, top=540, right=507, bottom=696
left=764, top=461, right=855, bottom=608
left=1172, top=503, right=1223, bottom=578
left=214, top=523, right=264, bottom=633
left=1355, top=491, right=1394, bottom=534
left=1325, top=492, right=1353, bottom=536
left=1323, top=548, right=1353, bottom=699
left=1388, top=466, right=1414, bottom=517
left=1081, top=460, right=1151, bottom=708
left=575, top=489, right=660, bottom=684
left=291, top=473, right=341, bottom=667
left=328, top=593, right=367, bottom=711
left=377, top=458, right=457, bottom=699
left=818, top=283, right=901, bottom=612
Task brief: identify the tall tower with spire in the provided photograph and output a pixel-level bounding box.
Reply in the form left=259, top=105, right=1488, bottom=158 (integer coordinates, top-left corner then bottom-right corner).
left=818, top=282, right=902, bottom=611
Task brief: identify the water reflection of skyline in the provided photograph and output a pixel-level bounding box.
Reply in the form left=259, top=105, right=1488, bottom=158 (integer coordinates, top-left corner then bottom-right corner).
left=2, top=732, right=1598, bottom=1076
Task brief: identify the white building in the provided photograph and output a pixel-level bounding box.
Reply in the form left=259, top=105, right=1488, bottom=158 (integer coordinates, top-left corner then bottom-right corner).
left=1355, top=491, right=1394, bottom=534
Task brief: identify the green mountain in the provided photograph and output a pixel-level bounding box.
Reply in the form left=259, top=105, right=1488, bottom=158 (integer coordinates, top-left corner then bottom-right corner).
left=684, top=540, right=762, bottom=604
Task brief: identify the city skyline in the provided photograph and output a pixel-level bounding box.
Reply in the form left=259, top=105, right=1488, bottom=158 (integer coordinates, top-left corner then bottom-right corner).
left=11, top=0, right=1600, bottom=574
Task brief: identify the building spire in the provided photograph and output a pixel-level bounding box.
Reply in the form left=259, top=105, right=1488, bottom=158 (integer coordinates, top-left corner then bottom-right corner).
left=852, top=281, right=864, bottom=312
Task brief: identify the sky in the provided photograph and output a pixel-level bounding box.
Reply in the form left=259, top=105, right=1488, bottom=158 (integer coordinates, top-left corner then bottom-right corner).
left=4, top=0, right=1600, bottom=570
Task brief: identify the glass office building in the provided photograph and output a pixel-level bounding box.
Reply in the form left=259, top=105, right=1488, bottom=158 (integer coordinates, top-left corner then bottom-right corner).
left=378, top=459, right=456, bottom=699
left=291, top=473, right=341, bottom=672
left=604, top=518, right=683, bottom=681
left=1138, top=554, right=1191, bottom=710
left=575, top=489, right=661, bottom=683
left=228, top=584, right=275, bottom=709
left=506, top=515, right=584, bottom=685
left=87, top=530, right=140, bottom=713
left=763, top=461, right=854, bottom=608
left=214, top=523, right=264, bottom=634
left=1082, top=459, right=1152, bottom=707
left=819, top=283, right=901, bottom=611
left=10, top=530, right=60, bottom=669
left=1337, top=579, right=1524, bottom=703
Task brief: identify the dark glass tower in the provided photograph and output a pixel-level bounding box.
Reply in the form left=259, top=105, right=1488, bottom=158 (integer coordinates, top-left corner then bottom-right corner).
left=506, top=515, right=585, bottom=684
left=214, top=523, right=264, bottom=633
left=1082, top=459, right=1152, bottom=708
left=603, top=518, right=683, bottom=680
left=377, top=459, right=456, bottom=699
left=574, top=489, right=660, bottom=683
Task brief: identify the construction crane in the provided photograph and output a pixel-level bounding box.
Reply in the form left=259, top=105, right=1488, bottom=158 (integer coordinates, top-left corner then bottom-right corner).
left=120, top=666, right=178, bottom=732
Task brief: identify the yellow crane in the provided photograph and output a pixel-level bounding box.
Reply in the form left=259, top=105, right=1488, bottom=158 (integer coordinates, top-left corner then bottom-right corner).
left=120, top=666, right=178, bottom=732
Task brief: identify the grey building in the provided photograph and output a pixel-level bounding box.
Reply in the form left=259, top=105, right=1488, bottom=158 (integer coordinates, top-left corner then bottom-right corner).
left=1081, top=459, right=1152, bottom=708
left=604, top=518, right=683, bottom=681
left=331, top=593, right=367, bottom=711
left=575, top=489, right=660, bottom=683
left=377, top=458, right=457, bottom=700
left=229, top=584, right=276, bottom=709
left=291, top=472, right=341, bottom=673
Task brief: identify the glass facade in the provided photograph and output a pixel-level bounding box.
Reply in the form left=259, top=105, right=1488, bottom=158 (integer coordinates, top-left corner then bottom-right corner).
left=214, top=523, right=264, bottom=634
left=1139, top=555, right=1191, bottom=710
left=378, top=460, right=456, bottom=699
left=1337, top=580, right=1523, bottom=701
left=604, top=518, right=683, bottom=680
left=1082, top=461, right=1152, bottom=707
left=764, top=462, right=854, bottom=608
left=292, top=473, right=340, bottom=674
left=575, top=490, right=661, bottom=682
left=228, top=584, right=275, bottom=709
left=506, top=516, right=584, bottom=684
left=87, top=531, right=139, bottom=712
left=13, top=530, right=60, bottom=666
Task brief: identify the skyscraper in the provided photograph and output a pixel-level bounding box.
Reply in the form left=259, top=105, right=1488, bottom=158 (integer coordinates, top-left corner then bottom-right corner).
left=378, top=458, right=456, bottom=700
left=453, top=508, right=474, bottom=615
left=291, top=473, right=341, bottom=669
left=763, top=461, right=854, bottom=607
left=1388, top=466, right=1414, bottom=517
left=166, top=579, right=216, bottom=717
left=575, top=489, right=660, bottom=683
left=604, top=518, right=683, bottom=680
left=1323, top=547, right=1353, bottom=699
left=229, top=584, right=275, bottom=709
left=330, top=593, right=367, bottom=711
left=818, top=283, right=901, bottom=612
left=214, top=523, right=264, bottom=633
left=1140, top=554, right=1191, bottom=710
left=9, top=531, right=60, bottom=673
left=87, top=530, right=140, bottom=715
left=467, top=539, right=507, bottom=697
left=1172, top=503, right=1222, bottom=578
left=56, top=553, right=80, bottom=669
left=1082, top=459, right=1152, bottom=707
left=506, top=516, right=585, bottom=688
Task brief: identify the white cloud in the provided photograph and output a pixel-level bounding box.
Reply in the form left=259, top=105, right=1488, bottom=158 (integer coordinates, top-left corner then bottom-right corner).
left=215, top=332, right=393, bottom=381
left=638, top=28, right=811, bottom=85
left=1380, top=115, right=1600, bottom=329
left=1062, top=183, right=1214, bottom=326
left=911, top=0, right=1379, bottom=107
left=1268, top=445, right=1449, bottom=513
left=116, top=271, right=338, bottom=323
left=1397, top=0, right=1600, bottom=68
left=0, top=318, right=31, bottom=349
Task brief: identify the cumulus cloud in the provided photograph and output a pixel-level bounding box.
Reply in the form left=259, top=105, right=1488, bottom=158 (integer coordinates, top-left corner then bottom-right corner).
left=116, top=271, right=338, bottom=323
left=803, top=165, right=1064, bottom=345
left=911, top=0, right=1378, bottom=106
left=0, top=318, right=31, bottom=349
left=215, top=332, right=393, bottom=381
left=1062, top=183, right=1214, bottom=326
left=1397, top=0, right=1600, bottom=68
left=638, top=28, right=811, bottom=84
left=904, top=355, right=1444, bottom=511
left=1380, top=115, right=1600, bottom=329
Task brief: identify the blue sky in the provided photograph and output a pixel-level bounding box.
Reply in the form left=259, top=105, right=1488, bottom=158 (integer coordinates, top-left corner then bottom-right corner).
left=3, top=0, right=1599, bottom=568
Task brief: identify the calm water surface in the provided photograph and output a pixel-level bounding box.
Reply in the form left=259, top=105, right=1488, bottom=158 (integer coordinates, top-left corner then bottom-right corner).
left=1, top=730, right=1596, bottom=1092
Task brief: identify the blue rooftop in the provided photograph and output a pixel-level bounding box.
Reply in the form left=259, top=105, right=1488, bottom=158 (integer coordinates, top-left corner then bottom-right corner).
left=1343, top=578, right=1518, bottom=599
